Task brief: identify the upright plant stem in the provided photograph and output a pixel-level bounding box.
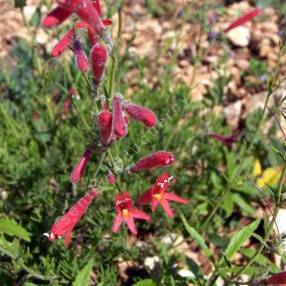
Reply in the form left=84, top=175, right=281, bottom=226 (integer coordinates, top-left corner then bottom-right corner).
left=232, top=164, right=286, bottom=280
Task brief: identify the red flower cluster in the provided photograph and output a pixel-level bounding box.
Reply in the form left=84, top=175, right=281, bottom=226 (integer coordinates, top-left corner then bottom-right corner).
left=44, top=1, right=189, bottom=247
left=112, top=172, right=189, bottom=234
left=43, top=0, right=110, bottom=83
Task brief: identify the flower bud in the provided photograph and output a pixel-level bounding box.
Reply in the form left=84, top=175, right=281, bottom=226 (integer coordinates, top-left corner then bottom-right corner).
left=129, top=151, right=175, bottom=173
left=51, top=28, right=74, bottom=57
left=112, top=95, right=128, bottom=138
left=107, top=170, right=116, bottom=185
left=97, top=110, right=112, bottom=145
left=73, top=38, right=89, bottom=72
left=70, top=147, right=92, bottom=183
left=90, top=43, right=108, bottom=84
left=123, top=103, right=157, bottom=127
left=42, top=6, right=72, bottom=28
left=264, top=271, right=286, bottom=285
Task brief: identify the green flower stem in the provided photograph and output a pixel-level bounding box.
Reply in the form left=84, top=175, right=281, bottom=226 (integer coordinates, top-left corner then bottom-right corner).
left=0, top=245, right=55, bottom=282
left=231, top=163, right=286, bottom=281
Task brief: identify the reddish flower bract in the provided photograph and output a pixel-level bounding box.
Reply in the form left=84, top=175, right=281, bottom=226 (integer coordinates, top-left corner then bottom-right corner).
left=112, top=192, right=150, bottom=235
left=46, top=189, right=98, bottom=247
left=129, top=151, right=175, bottom=173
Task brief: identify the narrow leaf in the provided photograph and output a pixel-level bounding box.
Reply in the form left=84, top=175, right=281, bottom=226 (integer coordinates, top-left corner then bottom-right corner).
left=0, top=218, right=30, bottom=241
left=181, top=214, right=212, bottom=258
left=224, top=219, right=260, bottom=260
left=73, top=258, right=94, bottom=286
left=132, top=279, right=156, bottom=286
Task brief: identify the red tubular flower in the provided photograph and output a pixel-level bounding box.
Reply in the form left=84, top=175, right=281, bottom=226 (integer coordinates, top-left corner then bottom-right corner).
left=224, top=7, right=262, bottom=33
left=138, top=173, right=189, bottom=218
left=57, top=0, right=105, bottom=34
left=70, top=147, right=92, bottom=183
left=123, top=103, right=157, bottom=128
left=112, top=95, right=128, bottom=138
left=51, top=28, right=74, bottom=57
left=45, top=189, right=98, bottom=247
left=112, top=192, right=150, bottom=235
left=73, top=38, right=89, bottom=72
left=207, top=132, right=237, bottom=147
left=42, top=0, right=112, bottom=33
left=42, top=6, right=72, bottom=28
left=264, top=271, right=286, bottom=285
left=97, top=110, right=112, bottom=145
left=90, top=43, right=109, bottom=84
left=129, top=151, right=175, bottom=173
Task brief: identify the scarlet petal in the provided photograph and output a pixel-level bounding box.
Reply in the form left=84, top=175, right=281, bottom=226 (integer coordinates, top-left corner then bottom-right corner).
left=154, top=172, right=172, bottom=193
left=51, top=29, right=74, bottom=57
left=42, top=6, right=72, bottom=28
left=92, top=0, right=101, bottom=15
left=64, top=231, right=72, bottom=247
left=164, top=192, right=189, bottom=205
left=159, top=198, right=174, bottom=218
left=151, top=199, right=159, bottom=212
left=224, top=7, right=261, bottom=33
left=131, top=208, right=151, bottom=221
left=126, top=216, right=137, bottom=235
left=138, top=188, right=153, bottom=205
left=112, top=213, right=124, bottom=232
left=70, top=148, right=92, bottom=183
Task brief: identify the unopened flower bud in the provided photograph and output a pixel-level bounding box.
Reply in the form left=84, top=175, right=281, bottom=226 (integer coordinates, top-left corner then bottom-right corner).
left=70, top=147, right=92, bottom=183
left=112, top=95, right=128, bottom=138
left=107, top=170, right=116, bottom=185
left=97, top=111, right=112, bottom=145
left=51, top=28, right=74, bottom=57
left=73, top=38, right=89, bottom=72
left=129, top=151, right=175, bottom=173
left=123, top=103, right=157, bottom=127
left=90, top=43, right=108, bottom=84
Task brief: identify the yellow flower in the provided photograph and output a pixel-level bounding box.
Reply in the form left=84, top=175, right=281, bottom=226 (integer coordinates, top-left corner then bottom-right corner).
left=252, top=158, right=282, bottom=188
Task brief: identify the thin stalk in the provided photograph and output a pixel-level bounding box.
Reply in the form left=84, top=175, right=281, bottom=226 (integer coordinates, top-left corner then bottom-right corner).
left=0, top=245, right=54, bottom=281
left=232, top=164, right=286, bottom=280
left=93, top=152, right=106, bottom=180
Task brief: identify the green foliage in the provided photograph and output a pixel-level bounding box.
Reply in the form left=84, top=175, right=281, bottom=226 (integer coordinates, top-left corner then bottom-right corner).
left=0, top=1, right=285, bottom=285
left=224, top=219, right=260, bottom=260
left=0, top=218, right=30, bottom=241
left=73, top=259, right=94, bottom=286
